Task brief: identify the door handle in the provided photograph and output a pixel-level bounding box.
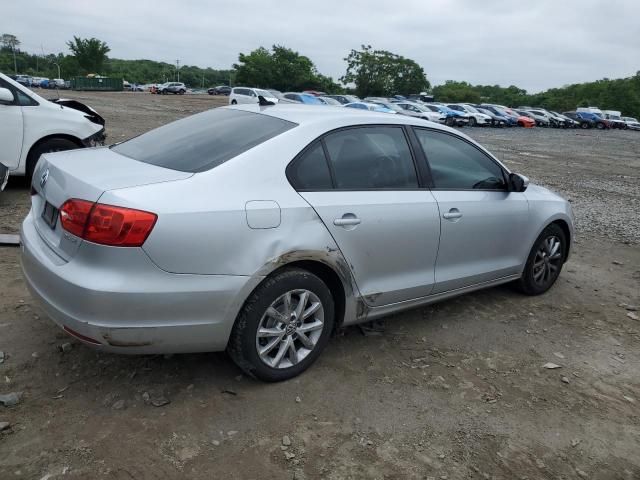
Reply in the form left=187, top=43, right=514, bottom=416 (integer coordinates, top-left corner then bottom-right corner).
left=442, top=208, right=463, bottom=220
left=334, top=217, right=361, bottom=226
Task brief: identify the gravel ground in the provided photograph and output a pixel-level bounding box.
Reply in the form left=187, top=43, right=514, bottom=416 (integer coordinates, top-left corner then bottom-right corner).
left=0, top=91, right=639, bottom=480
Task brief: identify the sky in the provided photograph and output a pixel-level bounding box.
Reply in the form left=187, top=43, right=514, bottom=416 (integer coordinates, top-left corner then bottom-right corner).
left=6, top=0, right=640, bottom=92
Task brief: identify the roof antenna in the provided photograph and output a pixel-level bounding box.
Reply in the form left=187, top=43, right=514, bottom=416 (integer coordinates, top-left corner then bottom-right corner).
left=258, top=95, right=275, bottom=106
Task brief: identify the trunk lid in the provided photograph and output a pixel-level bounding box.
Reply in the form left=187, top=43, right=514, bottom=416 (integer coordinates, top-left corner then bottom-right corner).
left=31, top=147, right=191, bottom=261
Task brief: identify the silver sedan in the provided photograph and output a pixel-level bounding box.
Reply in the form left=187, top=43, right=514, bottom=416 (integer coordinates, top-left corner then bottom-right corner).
left=21, top=104, right=573, bottom=381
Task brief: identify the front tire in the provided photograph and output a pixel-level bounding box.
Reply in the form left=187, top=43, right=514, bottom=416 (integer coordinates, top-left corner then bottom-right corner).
left=231, top=99, right=237, bottom=105
left=517, top=224, right=566, bottom=295
left=228, top=268, right=335, bottom=382
left=468, top=117, right=477, bottom=127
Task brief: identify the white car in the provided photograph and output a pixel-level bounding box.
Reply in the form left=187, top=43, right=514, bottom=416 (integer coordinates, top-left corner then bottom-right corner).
left=0, top=73, right=105, bottom=188
left=395, top=102, right=446, bottom=124
left=622, top=117, right=640, bottom=131
left=229, top=87, right=279, bottom=105
left=448, top=104, right=492, bottom=127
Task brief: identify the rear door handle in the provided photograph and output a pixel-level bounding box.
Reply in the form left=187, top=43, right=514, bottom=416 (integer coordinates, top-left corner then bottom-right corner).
left=334, top=217, right=361, bottom=226
left=443, top=208, right=463, bottom=220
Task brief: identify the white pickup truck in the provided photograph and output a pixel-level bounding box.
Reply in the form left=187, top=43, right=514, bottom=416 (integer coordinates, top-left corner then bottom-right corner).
left=0, top=72, right=106, bottom=190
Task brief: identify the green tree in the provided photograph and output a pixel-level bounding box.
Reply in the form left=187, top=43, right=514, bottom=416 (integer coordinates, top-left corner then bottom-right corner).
left=233, top=45, right=340, bottom=92
left=341, top=45, right=429, bottom=97
left=66, top=36, right=110, bottom=74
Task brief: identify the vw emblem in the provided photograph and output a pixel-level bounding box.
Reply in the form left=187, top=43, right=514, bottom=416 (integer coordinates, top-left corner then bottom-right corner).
left=39, top=169, right=49, bottom=189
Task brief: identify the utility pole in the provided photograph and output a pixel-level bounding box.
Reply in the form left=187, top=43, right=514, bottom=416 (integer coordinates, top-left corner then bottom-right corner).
left=176, top=59, right=180, bottom=82
left=12, top=45, right=17, bottom=74
left=53, top=62, right=61, bottom=79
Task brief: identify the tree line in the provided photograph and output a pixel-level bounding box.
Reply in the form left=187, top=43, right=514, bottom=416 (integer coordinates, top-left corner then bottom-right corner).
left=1, top=33, right=639, bottom=118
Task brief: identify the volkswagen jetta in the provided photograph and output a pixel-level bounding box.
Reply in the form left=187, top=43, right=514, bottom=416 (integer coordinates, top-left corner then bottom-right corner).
left=21, top=104, right=573, bottom=381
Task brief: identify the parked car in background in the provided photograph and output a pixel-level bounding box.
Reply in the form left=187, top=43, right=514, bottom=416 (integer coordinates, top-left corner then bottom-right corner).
left=394, top=102, right=446, bottom=123
left=157, top=82, right=187, bottom=94
left=15, top=75, right=32, bottom=87
left=526, top=109, right=563, bottom=127
left=0, top=72, right=106, bottom=187
left=344, top=102, right=396, bottom=113
left=283, top=92, right=324, bottom=104
left=474, top=106, right=508, bottom=127
left=622, top=116, right=640, bottom=130
left=578, top=111, right=610, bottom=129
left=423, top=104, right=469, bottom=127
left=563, top=111, right=594, bottom=129
left=447, top=104, right=492, bottom=127
left=324, top=94, right=361, bottom=105
left=548, top=111, right=579, bottom=128
left=21, top=103, right=573, bottom=381
left=208, top=86, right=232, bottom=96
left=515, top=109, right=549, bottom=127
left=302, top=90, right=326, bottom=96
left=317, top=96, right=343, bottom=106
left=229, top=87, right=280, bottom=105
left=479, top=105, right=518, bottom=126
left=601, top=110, right=626, bottom=129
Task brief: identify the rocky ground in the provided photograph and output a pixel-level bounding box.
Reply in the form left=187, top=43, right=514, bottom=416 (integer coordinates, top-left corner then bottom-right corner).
left=0, top=91, right=639, bottom=479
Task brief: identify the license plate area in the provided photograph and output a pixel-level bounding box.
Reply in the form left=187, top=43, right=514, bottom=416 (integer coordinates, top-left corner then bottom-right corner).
left=42, top=202, right=59, bottom=229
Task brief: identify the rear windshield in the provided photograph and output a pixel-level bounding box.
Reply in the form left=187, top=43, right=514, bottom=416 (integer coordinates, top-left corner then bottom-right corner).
left=112, top=108, right=296, bottom=173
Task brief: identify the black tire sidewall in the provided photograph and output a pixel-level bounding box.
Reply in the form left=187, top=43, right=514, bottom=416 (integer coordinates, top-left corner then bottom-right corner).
left=228, top=269, right=335, bottom=382
left=519, top=224, right=566, bottom=295
left=27, top=138, right=79, bottom=183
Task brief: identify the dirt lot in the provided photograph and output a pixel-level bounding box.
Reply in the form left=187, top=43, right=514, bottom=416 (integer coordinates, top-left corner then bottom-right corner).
left=1, top=91, right=639, bottom=480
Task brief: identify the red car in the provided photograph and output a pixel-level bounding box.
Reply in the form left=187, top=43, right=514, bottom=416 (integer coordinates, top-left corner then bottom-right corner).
left=503, top=108, right=536, bottom=128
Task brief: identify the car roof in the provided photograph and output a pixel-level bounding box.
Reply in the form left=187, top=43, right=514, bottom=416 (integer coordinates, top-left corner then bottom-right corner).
left=225, top=103, right=456, bottom=131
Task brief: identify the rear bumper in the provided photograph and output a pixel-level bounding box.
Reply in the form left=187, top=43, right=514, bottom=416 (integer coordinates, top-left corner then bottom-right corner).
left=20, top=211, right=261, bottom=354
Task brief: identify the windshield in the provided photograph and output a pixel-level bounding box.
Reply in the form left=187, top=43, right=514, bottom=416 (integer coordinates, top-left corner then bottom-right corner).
left=256, top=89, right=274, bottom=98
left=112, top=109, right=296, bottom=173
left=463, top=105, right=478, bottom=113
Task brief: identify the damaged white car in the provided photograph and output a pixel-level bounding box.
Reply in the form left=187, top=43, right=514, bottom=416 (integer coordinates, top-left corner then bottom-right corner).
left=0, top=72, right=105, bottom=190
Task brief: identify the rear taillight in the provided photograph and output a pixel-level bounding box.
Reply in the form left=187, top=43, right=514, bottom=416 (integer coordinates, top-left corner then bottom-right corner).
left=59, top=199, right=157, bottom=247
left=60, top=199, right=93, bottom=237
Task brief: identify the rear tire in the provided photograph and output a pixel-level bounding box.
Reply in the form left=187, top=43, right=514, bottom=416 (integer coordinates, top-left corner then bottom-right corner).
left=596, top=122, right=605, bottom=130
left=517, top=224, right=566, bottom=296
left=231, top=99, right=237, bottom=105
left=26, top=138, right=80, bottom=184
left=227, top=268, right=335, bottom=382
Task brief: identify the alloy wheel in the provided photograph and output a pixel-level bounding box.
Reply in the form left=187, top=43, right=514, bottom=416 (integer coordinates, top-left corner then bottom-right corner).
left=255, top=289, right=325, bottom=369
left=532, top=236, right=562, bottom=287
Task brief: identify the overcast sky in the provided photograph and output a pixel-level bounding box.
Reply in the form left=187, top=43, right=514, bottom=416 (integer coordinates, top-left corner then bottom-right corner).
left=6, top=0, right=640, bottom=92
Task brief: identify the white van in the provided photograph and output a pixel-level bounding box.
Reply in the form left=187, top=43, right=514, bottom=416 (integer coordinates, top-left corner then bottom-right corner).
left=0, top=72, right=105, bottom=189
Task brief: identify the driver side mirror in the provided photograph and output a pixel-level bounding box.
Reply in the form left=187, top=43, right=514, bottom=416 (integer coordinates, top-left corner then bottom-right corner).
left=509, top=173, right=529, bottom=192
left=0, top=88, right=14, bottom=104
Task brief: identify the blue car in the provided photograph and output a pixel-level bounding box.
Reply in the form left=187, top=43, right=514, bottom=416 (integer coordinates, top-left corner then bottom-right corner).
left=423, top=104, right=469, bottom=126
left=282, top=92, right=324, bottom=105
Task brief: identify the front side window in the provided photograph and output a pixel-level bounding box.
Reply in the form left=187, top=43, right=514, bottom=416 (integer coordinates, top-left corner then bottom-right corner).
left=414, top=129, right=506, bottom=190
left=324, top=127, right=418, bottom=190
left=112, top=108, right=296, bottom=173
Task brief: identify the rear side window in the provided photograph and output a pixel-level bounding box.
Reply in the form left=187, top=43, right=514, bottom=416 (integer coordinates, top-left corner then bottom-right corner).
left=112, top=108, right=296, bottom=173
left=287, top=142, right=332, bottom=190
left=415, top=129, right=506, bottom=190
left=324, top=127, right=418, bottom=190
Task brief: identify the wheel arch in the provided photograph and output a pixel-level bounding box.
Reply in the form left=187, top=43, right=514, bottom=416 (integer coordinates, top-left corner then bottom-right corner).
left=549, top=219, right=572, bottom=262
left=244, top=250, right=360, bottom=333
left=26, top=134, right=84, bottom=170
